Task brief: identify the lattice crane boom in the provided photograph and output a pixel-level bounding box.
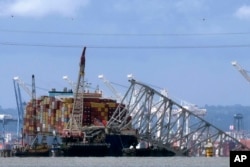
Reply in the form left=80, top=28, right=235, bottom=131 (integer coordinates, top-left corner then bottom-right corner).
left=31, top=74, right=37, bottom=135
left=13, top=76, right=33, bottom=97
left=63, top=75, right=92, bottom=93
left=13, top=75, right=36, bottom=137
left=13, top=79, right=24, bottom=139
left=62, top=75, right=77, bottom=91
left=98, top=74, right=123, bottom=102
left=63, top=47, right=86, bottom=137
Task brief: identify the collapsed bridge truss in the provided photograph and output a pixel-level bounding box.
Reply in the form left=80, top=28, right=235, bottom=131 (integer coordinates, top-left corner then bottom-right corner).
left=107, top=79, right=249, bottom=156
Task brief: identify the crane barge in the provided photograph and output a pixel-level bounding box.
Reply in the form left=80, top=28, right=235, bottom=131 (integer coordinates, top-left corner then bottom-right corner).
left=59, top=47, right=112, bottom=156
left=58, top=47, right=138, bottom=156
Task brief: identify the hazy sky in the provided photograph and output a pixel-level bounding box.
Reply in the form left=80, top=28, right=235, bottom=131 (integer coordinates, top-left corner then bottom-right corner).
left=1, top=0, right=250, bottom=108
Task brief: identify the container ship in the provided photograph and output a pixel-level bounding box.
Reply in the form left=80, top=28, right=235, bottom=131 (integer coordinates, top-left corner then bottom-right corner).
left=13, top=47, right=174, bottom=157
left=13, top=89, right=140, bottom=157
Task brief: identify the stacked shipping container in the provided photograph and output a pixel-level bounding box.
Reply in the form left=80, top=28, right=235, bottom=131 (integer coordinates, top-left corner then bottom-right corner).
left=23, top=95, right=121, bottom=136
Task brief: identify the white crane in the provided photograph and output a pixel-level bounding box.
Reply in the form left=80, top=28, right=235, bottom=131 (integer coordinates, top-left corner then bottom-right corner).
left=232, top=61, right=250, bottom=83
left=63, top=75, right=93, bottom=93
left=98, top=74, right=123, bottom=102
left=63, top=75, right=77, bottom=92
left=13, top=76, right=33, bottom=98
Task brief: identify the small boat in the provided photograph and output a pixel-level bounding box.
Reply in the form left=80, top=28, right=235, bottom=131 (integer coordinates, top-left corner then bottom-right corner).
left=13, top=144, right=50, bottom=157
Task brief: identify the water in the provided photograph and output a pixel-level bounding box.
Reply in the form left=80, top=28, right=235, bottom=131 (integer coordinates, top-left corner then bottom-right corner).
left=0, top=157, right=229, bottom=167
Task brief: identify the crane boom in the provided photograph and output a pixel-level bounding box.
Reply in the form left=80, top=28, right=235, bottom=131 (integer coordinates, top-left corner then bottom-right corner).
left=63, top=47, right=86, bottom=137
left=13, top=75, right=36, bottom=138
left=98, top=74, right=123, bottom=102
left=13, top=76, right=33, bottom=97
left=63, top=75, right=92, bottom=93
left=13, top=80, right=24, bottom=140
left=62, top=75, right=77, bottom=91
left=31, top=74, right=37, bottom=135
left=232, top=61, right=250, bottom=83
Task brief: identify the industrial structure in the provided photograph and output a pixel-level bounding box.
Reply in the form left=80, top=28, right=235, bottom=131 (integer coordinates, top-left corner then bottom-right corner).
left=0, top=114, right=17, bottom=156
left=232, top=61, right=250, bottom=83
left=231, top=60, right=250, bottom=141
left=107, top=79, right=249, bottom=156
left=13, top=77, right=25, bottom=140
left=63, top=47, right=86, bottom=139
left=10, top=49, right=250, bottom=157
left=98, top=74, right=123, bottom=102
left=13, top=75, right=36, bottom=141
left=0, top=114, right=17, bottom=140
left=62, top=75, right=77, bottom=92
left=233, top=113, right=244, bottom=139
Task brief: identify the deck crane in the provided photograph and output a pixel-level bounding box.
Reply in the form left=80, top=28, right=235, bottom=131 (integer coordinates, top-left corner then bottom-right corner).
left=98, top=74, right=123, bottom=102
left=232, top=61, right=250, bottom=83
left=63, top=47, right=86, bottom=139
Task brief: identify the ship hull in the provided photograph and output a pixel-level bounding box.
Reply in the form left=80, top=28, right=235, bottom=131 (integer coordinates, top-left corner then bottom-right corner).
left=61, top=143, right=110, bottom=157
left=13, top=148, right=50, bottom=157
left=58, top=134, right=174, bottom=157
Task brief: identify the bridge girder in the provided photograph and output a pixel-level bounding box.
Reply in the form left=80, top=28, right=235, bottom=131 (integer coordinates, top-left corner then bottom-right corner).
left=107, top=79, right=249, bottom=156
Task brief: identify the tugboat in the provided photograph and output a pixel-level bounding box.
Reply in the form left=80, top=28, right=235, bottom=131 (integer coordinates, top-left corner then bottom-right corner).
left=13, top=135, right=50, bottom=157
left=13, top=144, right=50, bottom=157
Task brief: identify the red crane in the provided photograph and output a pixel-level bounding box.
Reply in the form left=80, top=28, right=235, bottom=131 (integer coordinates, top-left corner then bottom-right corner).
left=63, top=47, right=86, bottom=139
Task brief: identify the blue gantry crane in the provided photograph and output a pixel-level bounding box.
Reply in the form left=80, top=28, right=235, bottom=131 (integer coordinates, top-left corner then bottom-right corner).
left=13, top=75, right=36, bottom=142
left=13, top=78, right=24, bottom=141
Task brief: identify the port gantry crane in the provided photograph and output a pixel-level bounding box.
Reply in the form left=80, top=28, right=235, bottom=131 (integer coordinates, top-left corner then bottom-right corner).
left=107, top=79, right=249, bottom=156
left=98, top=74, right=123, bottom=102
left=0, top=115, right=17, bottom=145
left=13, top=75, right=36, bottom=140
left=63, top=47, right=86, bottom=139
left=13, top=78, right=25, bottom=140
left=232, top=61, right=250, bottom=83
left=62, top=75, right=77, bottom=92
left=62, top=75, right=93, bottom=93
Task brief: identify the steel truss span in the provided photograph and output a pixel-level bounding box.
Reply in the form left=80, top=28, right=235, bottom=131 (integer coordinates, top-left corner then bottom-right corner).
left=107, top=79, right=249, bottom=156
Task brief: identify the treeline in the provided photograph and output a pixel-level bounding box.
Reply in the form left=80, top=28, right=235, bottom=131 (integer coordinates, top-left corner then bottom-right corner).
left=204, top=104, right=250, bottom=132
left=0, top=106, right=17, bottom=117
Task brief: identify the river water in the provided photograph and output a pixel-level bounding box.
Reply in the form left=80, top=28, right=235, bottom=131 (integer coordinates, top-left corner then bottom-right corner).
left=0, top=157, right=229, bottom=167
